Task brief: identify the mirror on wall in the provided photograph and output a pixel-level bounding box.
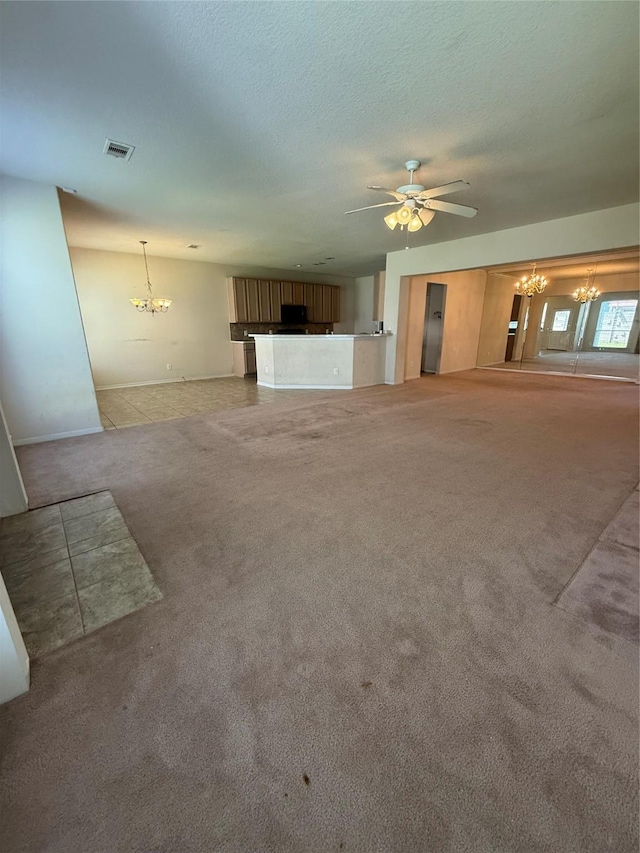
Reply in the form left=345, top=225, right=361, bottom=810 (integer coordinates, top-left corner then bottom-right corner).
left=477, top=251, right=640, bottom=382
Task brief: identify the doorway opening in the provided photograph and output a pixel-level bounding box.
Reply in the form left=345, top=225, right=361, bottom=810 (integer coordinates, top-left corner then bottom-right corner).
left=422, top=283, right=447, bottom=374
left=478, top=249, right=639, bottom=381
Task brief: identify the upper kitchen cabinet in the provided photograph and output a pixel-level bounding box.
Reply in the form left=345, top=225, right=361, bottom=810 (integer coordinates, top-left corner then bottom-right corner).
left=269, top=281, right=282, bottom=321
left=227, top=278, right=341, bottom=324
left=228, top=278, right=247, bottom=322
left=331, top=285, right=340, bottom=322
left=257, top=279, right=274, bottom=322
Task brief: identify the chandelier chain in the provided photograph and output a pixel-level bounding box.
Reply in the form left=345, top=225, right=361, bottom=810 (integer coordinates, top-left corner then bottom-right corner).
left=129, top=240, right=172, bottom=315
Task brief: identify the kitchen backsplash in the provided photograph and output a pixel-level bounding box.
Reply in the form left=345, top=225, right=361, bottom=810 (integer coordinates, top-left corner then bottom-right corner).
left=230, top=322, right=333, bottom=341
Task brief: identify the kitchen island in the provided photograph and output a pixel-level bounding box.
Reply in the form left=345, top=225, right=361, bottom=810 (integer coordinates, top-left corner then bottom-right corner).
left=251, top=333, right=389, bottom=389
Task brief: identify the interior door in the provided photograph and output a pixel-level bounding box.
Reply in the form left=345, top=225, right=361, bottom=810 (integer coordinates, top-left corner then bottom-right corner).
left=543, top=299, right=581, bottom=351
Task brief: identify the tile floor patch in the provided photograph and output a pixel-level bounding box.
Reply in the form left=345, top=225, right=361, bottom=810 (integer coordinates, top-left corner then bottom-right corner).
left=5, top=559, right=75, bottom=611
left=71, top=537, right=148, bottom=589
left=63, top=506, right=126, bottom=545
left=15, top=593, right=84, bottom=657
left=0, top=546, right=69, bottom=581
left=0, top=504, right=61, bottom=537
left=96, top=376, right=318, bottom=430
left=78, top=567, right=161, bottom=633
left=67, top=524, right=131, bottom=557
left=60, top=491, right=116, bottom=521
left=0, top=490, right=162, bottom=658
left=0, top=523, right=67, bottom=569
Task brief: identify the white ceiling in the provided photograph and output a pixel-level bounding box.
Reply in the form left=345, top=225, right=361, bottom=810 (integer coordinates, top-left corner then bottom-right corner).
left=1, top=2, right=638, bottom=276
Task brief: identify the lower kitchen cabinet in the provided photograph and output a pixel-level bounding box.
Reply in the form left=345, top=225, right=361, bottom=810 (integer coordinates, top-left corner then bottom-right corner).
left=232, top=341, right=256, bottom=377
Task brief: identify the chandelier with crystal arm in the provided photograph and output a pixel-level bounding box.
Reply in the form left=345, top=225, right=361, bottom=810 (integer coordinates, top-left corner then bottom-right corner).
left=572, top=265, right=600, bottom=303
left=514, top=263, right=548, bottom=298
left=130, top=241, right=172, bottom=315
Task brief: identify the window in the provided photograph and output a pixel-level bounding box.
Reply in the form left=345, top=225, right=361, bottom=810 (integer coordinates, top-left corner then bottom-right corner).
left=552, top=310, right=571, bottom=332
left=593, top=299, right=638, bottom=349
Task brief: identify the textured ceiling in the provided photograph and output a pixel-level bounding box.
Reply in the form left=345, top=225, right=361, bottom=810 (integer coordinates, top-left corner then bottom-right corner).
left=1, top=1, right=638, bottom=276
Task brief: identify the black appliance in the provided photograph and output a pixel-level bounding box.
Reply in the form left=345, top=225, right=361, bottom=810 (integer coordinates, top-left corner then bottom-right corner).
left=276, top=328, right=305, bottom=334
left=281, top=304, right=307, bottom=324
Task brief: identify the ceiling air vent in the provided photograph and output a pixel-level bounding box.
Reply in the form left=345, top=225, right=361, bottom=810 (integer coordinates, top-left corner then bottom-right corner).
left=103, top=138, right=135, bottom=161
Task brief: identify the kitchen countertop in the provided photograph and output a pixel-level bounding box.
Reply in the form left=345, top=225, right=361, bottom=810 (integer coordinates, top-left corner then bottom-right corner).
left=250, top=333, right=390, bottom=340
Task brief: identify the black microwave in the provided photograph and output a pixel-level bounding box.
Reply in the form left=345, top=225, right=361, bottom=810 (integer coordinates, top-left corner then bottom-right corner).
left=281, top=304, right=307, bottom=324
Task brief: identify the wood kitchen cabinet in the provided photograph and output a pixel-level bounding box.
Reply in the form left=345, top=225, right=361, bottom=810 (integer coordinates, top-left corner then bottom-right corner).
left=227, top=278, right=340, bottom=324
left=269, top=281, right=282, bottom=321
left=228, top=278, right=247, bottom=322
left=331, top=285, right=340, bottom=322
left=257, top=279, right=273, bottom=321
left=304, top=283, right=318, bottom=321
left=245, top=279, right=260, bottom=321
left=232, top=341, right=256, bottom=376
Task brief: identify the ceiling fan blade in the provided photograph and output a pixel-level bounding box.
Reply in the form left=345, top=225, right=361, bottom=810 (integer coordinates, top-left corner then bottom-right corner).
left=416, top=180, right=470, bottom=200
left=426, top=199, right=478, bottom=218
left=345, top=201, right=402, bottom=214
left=366, top=186, right=407, bottom=201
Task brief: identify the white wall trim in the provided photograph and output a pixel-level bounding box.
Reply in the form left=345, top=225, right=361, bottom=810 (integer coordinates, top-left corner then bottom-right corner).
left=478, top=366, right=637, bottom=383
left=257, top=381, right=350, bottom=390
left=13, top=426, right=104, bottom=446
left=95, top=373, right=235, bottom=391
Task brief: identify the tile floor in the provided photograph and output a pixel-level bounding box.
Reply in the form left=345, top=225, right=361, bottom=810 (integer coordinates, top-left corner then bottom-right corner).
left=0, top=491, right=161, bottom=657
left=97, top=376, right=317, bottom=429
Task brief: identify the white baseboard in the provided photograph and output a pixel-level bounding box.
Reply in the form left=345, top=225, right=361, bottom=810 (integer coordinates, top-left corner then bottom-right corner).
left=478, top=367, right=637, bottom=384
left=257, top=381, right=351, bottom=390
left=14, top=426, right=104, bottom=446
left=95, top=374, right=235, bottom=391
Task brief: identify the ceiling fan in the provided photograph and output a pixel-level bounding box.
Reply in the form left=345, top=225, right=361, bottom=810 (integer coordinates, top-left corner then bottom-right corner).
left=345, top=159, right=477, bottom=232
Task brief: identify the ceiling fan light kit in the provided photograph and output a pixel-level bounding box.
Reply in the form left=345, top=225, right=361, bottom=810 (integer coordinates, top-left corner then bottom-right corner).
left=345, top=159, right=478, bottom=234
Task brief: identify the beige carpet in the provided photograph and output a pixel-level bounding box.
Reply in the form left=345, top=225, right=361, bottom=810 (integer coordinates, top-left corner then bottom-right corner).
left=1, top=370, right=638, bottom=852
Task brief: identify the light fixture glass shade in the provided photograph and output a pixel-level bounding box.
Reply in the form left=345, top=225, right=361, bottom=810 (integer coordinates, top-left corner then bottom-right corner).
left=130, top=297, right=173, bottom=313
left=407, top=214, right=423, bottom=232
left=384, top=211, right=399, bottom=230
left=514, top=263, right=548, bottom=298
left=396, top=205, right=412, bottom=225
left=572, top=267, right=600, bottom=303
left=572, top=286, right=600, bottom=304
left=418, top=208, right=436, bottom=226
left=131, top=241, right=172, bottom=315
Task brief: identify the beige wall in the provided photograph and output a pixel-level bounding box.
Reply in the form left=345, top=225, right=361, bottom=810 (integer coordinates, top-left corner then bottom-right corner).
left=404, top=270, right=486, bottom=377
left=383, top=203, right=640, bottom=383
left=404, top=278, right=427, bottom=379
left=0, top=176, right=101, bottom=444
left=544, top=271, right=639, bottom=298
left=70, top=248, right=354, bottom=388
left=476, top=274, right=515, bottom=366
left=353, top=276, right=375, bottom=333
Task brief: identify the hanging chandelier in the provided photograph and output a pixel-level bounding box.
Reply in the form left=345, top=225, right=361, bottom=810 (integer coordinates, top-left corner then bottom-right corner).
left=130, top=241, right=172, bottom=315
left=515, top=263, right=548, bottom=298
left=572, top=265, right=600, bottom=303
